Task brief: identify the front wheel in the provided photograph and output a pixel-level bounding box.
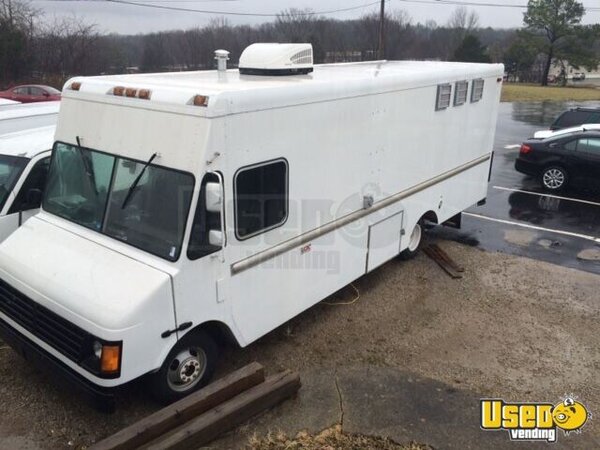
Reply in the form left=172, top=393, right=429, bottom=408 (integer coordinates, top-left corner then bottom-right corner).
left=148, top=329, right=218, bottom=404
left=399, top=221, right=423, bottom=260
left=541, top=166, right=568, bottom=191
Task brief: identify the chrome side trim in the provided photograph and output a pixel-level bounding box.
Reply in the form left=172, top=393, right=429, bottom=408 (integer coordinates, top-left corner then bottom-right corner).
left=230, top=153, right=491, bottom=275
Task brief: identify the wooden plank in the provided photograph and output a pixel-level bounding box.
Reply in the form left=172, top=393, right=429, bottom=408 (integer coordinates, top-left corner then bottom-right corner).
left=90, top=362, right=265, bottom=450
left=145, top=371, right=301, bottom=450
left=423, top=245, right=462, bottom=279
left=430, top=244, right=465, bottom=273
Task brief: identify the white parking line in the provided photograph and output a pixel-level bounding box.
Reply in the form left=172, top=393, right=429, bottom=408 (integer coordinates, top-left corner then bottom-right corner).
left=463, top=212, right=600, bottom=244
left=504, top=144, right=521, bottom=149
left=492, top=186, right=600, bottom=208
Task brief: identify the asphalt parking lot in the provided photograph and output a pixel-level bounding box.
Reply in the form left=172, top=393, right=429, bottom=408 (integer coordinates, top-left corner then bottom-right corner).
left=433, top=100, right=600, bottom=275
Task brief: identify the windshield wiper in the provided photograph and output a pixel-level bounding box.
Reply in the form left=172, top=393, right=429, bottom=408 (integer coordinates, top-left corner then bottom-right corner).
left=76, top=136, right=98, bottom=197
left=121, top=152, right=158, bottom=209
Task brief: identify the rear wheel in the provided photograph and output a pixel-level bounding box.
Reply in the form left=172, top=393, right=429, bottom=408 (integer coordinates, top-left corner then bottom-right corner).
left=399, top=221, right=423, bottom=260
left=149, top=329, right=218, bottom=404
left=541, top=166, right=568, bottom=191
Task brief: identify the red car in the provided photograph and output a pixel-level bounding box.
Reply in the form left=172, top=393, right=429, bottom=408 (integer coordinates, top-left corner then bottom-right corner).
left=0, top=85, right=61, bottom=103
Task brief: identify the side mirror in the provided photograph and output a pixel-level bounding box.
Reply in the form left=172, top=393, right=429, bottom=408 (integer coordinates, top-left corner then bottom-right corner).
left=205, top=182, right=222, bottom=213
left=208, top=230, right=223, bottom=247
left=26, top=188, right=43, bottom=209
left=43, top=92, right=50, bottom=97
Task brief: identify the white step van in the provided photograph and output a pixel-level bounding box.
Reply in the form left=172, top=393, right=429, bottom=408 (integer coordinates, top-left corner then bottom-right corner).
left=0, top=44, right=503, bottom=408
left=0, top=126, right=53, bottom=242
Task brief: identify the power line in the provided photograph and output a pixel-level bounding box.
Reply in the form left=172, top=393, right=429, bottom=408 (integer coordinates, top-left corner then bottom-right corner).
left=397, top=0, right=600, bottom=11
left=104, top=0, right=384, bottom=17
left=33, top=0, right=600, bottom=14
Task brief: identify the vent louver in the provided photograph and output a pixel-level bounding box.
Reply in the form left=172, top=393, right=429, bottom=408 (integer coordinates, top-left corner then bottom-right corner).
left=290, top=49, right=313, bottom=65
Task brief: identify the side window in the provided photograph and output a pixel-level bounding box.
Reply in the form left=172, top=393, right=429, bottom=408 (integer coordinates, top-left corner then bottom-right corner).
left=557, top=111, right=590, bottom=128
left=13, top=87, right=28, bottom=95
left=435, top=84, right=452, bottom=110
left=588, top=113, right=600, bottom=124
left=577, top=138, right=600, bottom=155
left=188, top=172, right=223, bottom=260
left=234, top=159, right=288, bottom=240
left=564, top=140, right=578, bottom=151
left=471, top=78, right=484, bottom=103
left=29, top=87, right=44, bottom=96
left=454, top=81, right=468, bottom=106
left=8, top=157, right=50, bottom=214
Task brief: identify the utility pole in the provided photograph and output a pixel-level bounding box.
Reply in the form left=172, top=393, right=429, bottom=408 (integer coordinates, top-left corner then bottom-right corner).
left=377, top=0, right=385, bottom=60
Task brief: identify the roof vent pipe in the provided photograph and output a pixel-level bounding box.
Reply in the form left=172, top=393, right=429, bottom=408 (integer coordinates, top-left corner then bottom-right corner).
left=215, top=49, right=230, bottom=72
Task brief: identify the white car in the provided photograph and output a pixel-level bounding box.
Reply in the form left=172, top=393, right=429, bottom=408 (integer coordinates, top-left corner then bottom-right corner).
left=0, top=101, right=59, bottom=135
left=0, top=126, right=54, bottom=242
left=533, top=123, right=600, bottom=139
left=0, top=99, right=20, bottom=106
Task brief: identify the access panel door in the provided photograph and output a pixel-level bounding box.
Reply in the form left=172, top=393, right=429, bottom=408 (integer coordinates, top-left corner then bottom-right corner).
left=366, top=211, right=404, bottom=272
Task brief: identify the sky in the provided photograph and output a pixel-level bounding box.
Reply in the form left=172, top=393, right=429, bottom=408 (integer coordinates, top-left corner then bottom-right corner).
left=31, top=0, right=600, bottom=35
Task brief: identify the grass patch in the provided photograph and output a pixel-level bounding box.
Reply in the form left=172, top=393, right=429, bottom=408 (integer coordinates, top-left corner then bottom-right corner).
left=501, top=83, right=600, bottom=103
left=247, top=426, right=431, bottom=450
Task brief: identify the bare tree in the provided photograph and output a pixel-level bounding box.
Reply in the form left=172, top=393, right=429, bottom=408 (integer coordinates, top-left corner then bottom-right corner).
left=447, top=6, right=479, bottom=31
left=0, top=0, right=39, bottom=85
left=0, top=0, right=38, bottom=32
left=446, top=7, right=480, bottom=60
left=35, top=15, right=101, bottom=78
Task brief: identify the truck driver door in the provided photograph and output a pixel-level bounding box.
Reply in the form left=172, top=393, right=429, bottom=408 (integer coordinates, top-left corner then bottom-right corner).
left=0, top=155, right=50, bottom=242
left=173, top=170, right=230, bottom=332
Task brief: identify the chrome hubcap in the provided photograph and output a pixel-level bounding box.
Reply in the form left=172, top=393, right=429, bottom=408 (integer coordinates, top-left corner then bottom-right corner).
left=408, top=223, right=422, bottom=252
left=167, top=347, right=207, bottom=392
left=543, top=169, right=565, bottom=189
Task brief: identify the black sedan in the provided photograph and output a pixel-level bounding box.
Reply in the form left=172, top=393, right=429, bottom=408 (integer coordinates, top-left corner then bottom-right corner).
left=515, top=130, right=600, bottom=191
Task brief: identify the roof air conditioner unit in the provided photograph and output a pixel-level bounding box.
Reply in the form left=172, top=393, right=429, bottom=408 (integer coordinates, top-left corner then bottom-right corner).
left=239, top=43, right=313, bottom=76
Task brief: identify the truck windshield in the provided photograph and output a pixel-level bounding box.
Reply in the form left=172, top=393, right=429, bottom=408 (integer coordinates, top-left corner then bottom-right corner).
left=43, top=142, right=195, bottom=261
left=0, top=155, right=28, bottom=212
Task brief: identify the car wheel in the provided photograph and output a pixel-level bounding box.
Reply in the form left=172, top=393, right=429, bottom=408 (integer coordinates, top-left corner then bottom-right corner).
left=399, top=221, right=423, bottom=260
left=149, top=329, right=218, bottom=404
left=541, top=166, right=568, bottom=191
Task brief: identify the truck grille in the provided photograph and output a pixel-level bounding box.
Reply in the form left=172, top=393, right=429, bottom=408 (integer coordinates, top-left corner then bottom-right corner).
left=0, top=279, right=89, bottom=363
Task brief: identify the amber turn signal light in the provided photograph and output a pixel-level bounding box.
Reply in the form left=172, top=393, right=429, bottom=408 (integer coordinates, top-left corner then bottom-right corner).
left=100, top=345, right=121, bottom=375
left=138, top=89, right=151, bottom=100
left=193, top=95, right=209, bottom=106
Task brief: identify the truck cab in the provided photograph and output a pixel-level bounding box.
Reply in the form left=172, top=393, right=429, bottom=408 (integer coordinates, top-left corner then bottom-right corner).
left=0, top=126, right=53, bottom=242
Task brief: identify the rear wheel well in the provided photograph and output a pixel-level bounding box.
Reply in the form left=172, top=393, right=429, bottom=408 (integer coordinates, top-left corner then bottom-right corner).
left=421, top=210, right=439, bottom=226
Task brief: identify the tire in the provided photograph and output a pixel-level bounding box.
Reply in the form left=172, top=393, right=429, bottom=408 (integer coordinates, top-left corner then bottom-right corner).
left=399, top=221, right=423, bottom=260
left=148, top=329, right=218, bottom=404
left=541, top=166, right=568, bottom=191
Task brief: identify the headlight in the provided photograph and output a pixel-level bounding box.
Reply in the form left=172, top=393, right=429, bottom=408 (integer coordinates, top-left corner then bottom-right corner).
left=93, top=341, right=103, bottom=359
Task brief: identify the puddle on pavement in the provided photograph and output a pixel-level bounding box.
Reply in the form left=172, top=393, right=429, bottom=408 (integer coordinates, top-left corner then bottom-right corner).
left=503, top=229, right=537, bottom=247
left=577, top=248, right=600, bottom=261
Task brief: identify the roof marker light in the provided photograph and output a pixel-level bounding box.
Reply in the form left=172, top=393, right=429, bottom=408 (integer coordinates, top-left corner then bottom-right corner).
left=138, top=89, right=151, bottom=100
left=70, top=82, right=81, bottom=91
left=125, top=88, right=137, bottom=98
left=193, top=95, right=209, bottom=107
left=113, top=86, right=125, bottom=96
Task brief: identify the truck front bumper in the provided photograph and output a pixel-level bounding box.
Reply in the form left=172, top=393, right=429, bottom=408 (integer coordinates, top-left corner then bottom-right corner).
left=0, top=317, right=116, bottom=413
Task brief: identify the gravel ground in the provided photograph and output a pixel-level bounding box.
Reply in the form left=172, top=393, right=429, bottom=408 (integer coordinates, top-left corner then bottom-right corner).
left=1, top=239, right=599, bottom=449
left=246, top=426, right=430, bottom=450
